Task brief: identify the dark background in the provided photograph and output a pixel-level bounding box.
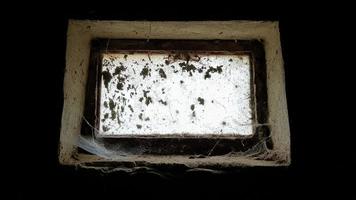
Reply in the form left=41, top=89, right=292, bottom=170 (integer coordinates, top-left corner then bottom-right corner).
left=8, top=2, right=354, bottom=199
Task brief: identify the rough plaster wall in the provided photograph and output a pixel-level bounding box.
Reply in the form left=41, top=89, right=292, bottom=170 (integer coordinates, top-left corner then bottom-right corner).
left=59, top=20, right=290, bottom=166
left=59, top=24, right=90, bottom=164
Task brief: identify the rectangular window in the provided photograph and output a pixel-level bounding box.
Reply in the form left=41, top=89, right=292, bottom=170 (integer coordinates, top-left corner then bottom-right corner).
left=81, top=39, right=270, bottom=155
left=99, top=52, right=253, bottom=136
left=60, top=21, right=291, bottom=167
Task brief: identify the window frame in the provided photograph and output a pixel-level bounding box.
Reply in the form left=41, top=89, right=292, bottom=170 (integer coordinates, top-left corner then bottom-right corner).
left=59, top=20, right=291, bottom=167
left=80, top=39, right=272, bottom=156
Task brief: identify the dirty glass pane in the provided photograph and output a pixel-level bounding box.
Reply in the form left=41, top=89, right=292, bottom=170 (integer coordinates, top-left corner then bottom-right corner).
left=99, top=53, right=253, bottom=136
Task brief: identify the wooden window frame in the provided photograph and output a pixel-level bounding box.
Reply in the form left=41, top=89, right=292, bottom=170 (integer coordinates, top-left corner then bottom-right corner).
left=80, top=39, right=272, bottom=156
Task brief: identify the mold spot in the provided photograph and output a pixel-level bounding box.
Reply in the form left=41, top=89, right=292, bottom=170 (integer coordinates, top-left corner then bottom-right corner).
left=102, top=126, right=109, bottom=132
left=122, top=97, right=127, bottom=105
left=111, top=110, right=116, bottom=120
left=179, top=62, right=196, bottom=76
left=204, top=73, right=211, bottom=79
left=109, top=98, right=116, bottom=110
left=113, top=64, right=126, bottom=76
left=192, top=111, right=196, bottom=117
left=116, top=82, right=124, bottom=90
left=139, top=113, right=143, bottom=120
left=109, top=98, right=117, bottom=120
left=117, top=116, right=122, bottom=125
left=159, top=68, right=167, bottom=79
left=158, top=99, right=167, bottom=105
left=104, top=113, right=109, bottom=119
left=190, top=104, right=195, bottom=110
left=136, top=124, right=142, bottom=129
left=128, top=105, right=134, bottom=112
left=102, top=70, right=112, bottom=89
left=140, top=66, right=151, bottom=79
left=180, top=80, right=184, bottom=84
left=124, top=54, right=128, bottom=60
left=142, top=90, right=153, bottom=106
left=145, top=97, right=153, bottom=105
left=127, top=84, right=133, bottom=90
left=222, top=121, right=226, bottom=125
left=229, top=58, right=233, bottom=62
left=197, top=97, right=205, bottom=105
left=103, top=101, right=108, bottom=108
left=204, top=65, right=223, bottom=79
left=165, top=60, right=170, bottom=65
left=144, top=117, right=150, bottom=121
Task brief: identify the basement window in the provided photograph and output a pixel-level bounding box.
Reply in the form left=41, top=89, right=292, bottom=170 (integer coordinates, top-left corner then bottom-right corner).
left=81, top=39, right=270, bottom=156
left=60, top=21, right=290, bottom=168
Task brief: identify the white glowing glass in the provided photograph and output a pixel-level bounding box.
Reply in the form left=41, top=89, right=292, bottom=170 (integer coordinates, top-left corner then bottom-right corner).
left=99, top=53, right=253, bottom=136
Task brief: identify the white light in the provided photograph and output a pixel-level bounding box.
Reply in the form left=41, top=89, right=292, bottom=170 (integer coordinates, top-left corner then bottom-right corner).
left=99, top=53, right=253, bottom=136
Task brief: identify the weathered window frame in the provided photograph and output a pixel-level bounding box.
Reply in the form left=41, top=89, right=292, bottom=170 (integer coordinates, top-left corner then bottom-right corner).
left=59, top=21, right=290, bottom=169
left=81, top=39, right=271, bottom=156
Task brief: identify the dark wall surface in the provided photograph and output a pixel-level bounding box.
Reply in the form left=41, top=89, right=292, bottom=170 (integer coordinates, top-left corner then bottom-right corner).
left=9, top=2, right=354, bottom=199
